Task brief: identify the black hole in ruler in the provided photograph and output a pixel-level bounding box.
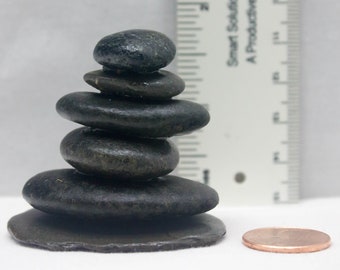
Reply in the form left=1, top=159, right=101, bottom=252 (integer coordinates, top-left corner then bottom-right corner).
left=234, top=172, right=246, bottom=184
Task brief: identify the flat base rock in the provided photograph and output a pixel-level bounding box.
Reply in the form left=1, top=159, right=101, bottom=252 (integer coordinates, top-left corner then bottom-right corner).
left=8, top=209, right=226, bottom=253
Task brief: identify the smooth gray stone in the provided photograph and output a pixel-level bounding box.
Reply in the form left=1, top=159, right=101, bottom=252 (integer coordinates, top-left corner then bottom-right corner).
left=22, top=169, right=219, bottom=219
left=8, top=210, right=226, bottom=252
left=83, top=70, right=185, bottom=100
left=93, top=29, right=176, bottom=73
left=56, top=92, right=210, bottom=138
left=60, top=128, right=179, bottom=179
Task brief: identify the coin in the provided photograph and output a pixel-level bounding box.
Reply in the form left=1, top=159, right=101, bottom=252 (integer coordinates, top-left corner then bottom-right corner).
left=242, top=227, right=331, bottom=253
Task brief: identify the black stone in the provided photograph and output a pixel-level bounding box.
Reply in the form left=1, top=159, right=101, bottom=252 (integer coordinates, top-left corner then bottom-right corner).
left=60, top=128, right=179, bottom=179
left=56, top=92, right=210, bottom=138
left=8, top=29, right=226, bottom=253
left=22, top=169, right=219, bottom=219
left=93, top=29, right=176, bottom=73
left=83, top=70, right=185, bottom=100
left=8, top=210, right=226, bottom=252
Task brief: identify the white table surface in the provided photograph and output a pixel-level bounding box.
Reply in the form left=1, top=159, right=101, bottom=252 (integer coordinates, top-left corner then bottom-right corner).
left=1, top=197, right=339, bottom=270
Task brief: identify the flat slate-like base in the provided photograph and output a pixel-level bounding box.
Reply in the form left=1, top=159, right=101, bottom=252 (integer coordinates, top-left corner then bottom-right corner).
left=8, top=209, right=226, bottom=253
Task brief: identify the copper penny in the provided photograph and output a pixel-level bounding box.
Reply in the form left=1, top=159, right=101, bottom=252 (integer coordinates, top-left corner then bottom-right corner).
left=242, top=227, right=331, bottom=253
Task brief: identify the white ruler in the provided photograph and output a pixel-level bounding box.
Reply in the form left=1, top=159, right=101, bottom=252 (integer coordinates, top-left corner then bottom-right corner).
left=175, top=0, right=300, bottom=205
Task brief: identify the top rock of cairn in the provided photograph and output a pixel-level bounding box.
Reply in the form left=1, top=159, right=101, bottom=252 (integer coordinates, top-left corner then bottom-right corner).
left=93, top=29, right=176, bottom=74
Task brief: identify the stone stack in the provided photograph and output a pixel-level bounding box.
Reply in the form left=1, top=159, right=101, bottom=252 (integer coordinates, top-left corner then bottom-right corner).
left=8, top=30, right=225, bottom=252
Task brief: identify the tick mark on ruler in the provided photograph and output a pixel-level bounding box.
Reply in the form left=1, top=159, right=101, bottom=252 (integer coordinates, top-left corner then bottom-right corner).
left=181, top=78, right=203, bottom=82
left=178, top=52, right=206, bottom=56
left=177, top=8, right=196, bottom=12
left=274, top=81, right=288, bottom=85
left=177, top=60, right=197, bottom=64
left=178, top=65, right=199, bottom=69
left=281, top=180, right=296, bottom=184
left=180, top=174, right=197, bottom=178
left=275, top=161, right=288, bottom=165
left=274, top=41, right=289, bottom=45
left=181, top=154, right=207, bottom=158
left=273, top=0, right=288, bottom=5
left=179, top=72, right=197, bottom=76
left=177, top=40, right=200, bottom=44
left=178, top=27, right=202, bottom=31
left=178, top=21, right=196, bottom=25
left=178, top=47, right=197, bottom=50
left=183, top=91, right=199, bottom=94
left=180, top=161, right=198, bottom=165
left=180, top=135, right=197, bottom=139
left=182, top=97, right=197, bottom=101
left=177, top=2, right=209, bottom=6
left=177, top=34, right=197, bottom=38
left=179, top=148, right=197, bottom=152
left=177, top=15, right=199, bottom=18
left=177, top=142, right=200, bottom=145
left=177, top=167, right=200, bottom=171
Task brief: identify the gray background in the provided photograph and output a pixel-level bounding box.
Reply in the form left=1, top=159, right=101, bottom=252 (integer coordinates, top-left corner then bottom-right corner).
left=0, top=0, right=339, bottom=198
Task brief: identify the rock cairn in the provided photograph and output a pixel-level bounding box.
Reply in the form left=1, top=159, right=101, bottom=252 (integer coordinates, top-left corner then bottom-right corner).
left=8, top=30, right=225, bottom=252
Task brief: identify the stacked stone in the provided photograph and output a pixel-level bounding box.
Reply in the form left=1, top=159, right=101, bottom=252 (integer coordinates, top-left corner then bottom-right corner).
left=8, top=30, right=225, bottom=252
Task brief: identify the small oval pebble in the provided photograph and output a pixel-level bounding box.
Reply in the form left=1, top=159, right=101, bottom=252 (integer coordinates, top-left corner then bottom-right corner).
left=22, top=169, right=219, bottom=219
left=84, top=70, right=185, bottom=100
left=56, top=92, right=210, bottom=138
left=93, top=29, right=176, bottom=73
left=60, top=128, right=179, bottom=180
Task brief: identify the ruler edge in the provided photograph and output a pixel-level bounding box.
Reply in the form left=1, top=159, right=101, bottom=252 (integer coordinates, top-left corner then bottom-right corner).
left=286, top=0, right=300, bottom=202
